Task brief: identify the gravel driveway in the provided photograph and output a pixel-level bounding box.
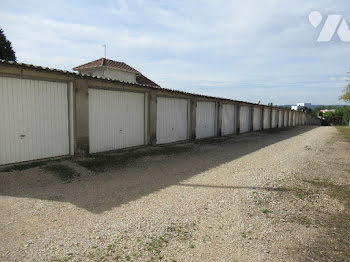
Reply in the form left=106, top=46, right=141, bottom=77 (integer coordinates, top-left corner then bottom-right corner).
left=0, top=126, right=349, bottom=262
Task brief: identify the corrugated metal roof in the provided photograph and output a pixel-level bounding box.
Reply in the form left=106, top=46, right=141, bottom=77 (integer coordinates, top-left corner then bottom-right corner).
left=0, top=59, right=286, bottom=109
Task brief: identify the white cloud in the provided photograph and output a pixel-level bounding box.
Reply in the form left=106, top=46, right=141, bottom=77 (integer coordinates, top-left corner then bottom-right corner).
left=0, top=0, right=349, bottom=104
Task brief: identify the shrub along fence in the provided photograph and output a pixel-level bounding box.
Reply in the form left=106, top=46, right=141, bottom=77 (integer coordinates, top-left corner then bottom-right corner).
left=0, top=60, right=320, bottom=165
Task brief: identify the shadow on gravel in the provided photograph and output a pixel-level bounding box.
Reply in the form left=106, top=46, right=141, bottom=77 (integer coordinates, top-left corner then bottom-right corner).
left=0, top=126, right=317, bottom=214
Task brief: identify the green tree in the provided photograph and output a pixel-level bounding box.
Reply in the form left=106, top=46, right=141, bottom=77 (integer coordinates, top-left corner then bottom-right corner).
left=0, top=28, right=16, bottom=62
left=340, top=85, right=350, bottom=102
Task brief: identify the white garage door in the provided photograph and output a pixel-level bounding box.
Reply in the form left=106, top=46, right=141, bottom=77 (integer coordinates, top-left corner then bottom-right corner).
left=157, top=97, right=188, bottom=144
left=240, top=105, right=250, bottom=133
left=283, top=111, right=288, bottom=127
left=263, top=108, right=271, bottom=129
left=271, top=109, right=278, bottom=128
left=292, top=112, right=296, bottom=126
left=278, top=110, right=284, bottom=128
left=196, top=101, right=216, bottom=139
left=89, top=88, right=145, bottom=153
left=253, top=107, right=262, bottom=131
left=221, top=104, right=236, bottom=136
left=288, top=111, right=293, bottom=126
left=0, top=76, right=69, bottom=165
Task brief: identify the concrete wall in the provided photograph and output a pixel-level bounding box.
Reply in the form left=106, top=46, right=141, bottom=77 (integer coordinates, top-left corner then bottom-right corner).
left=0, top=62, right=319, bottom=161
left=78, top=67, right=137, bottom=84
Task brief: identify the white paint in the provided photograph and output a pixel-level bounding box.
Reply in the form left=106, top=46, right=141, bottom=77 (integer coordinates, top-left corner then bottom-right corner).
left=221, top=104, right=236, bottom=135
left=0, top=76, right=69, bottom=165
left=292, top=112, right=296, bottom=126
left=68, top=82, right=74, bottom=155
left=89, top=88, right=145, bottom=153
left=196, top=101, right=216, bottom=139
left=253, top=107, right=262, bottom=131
left=240, top=105, right=250, bottom=133
left=271, top=109, right=278, bottom=128
left=156, top=97, right=188, bottom=144
left=278, top=110, right=284, bottom=128
left=284, top=111, right=288, bottom=127
left=263, top=108, right=271, bottom=129
left=78, top=67, right=137, bottom=83
left=288, top=111, right=293, bottom=126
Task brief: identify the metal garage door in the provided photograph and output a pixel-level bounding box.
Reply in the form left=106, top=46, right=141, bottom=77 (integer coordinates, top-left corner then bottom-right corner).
left=221, top=104, right=236, bottom=136
left=284, top=111, right=288, bottom=127
left=196, top=101, right=216, bottom=139
left=271, top=109, right=278, bottom=128
left=263, top=108, right=271, bottom=129
left=0, top=76, right=70, bottom=165
left=288, top=111, right=293, bottom=126
left=157, top=97, right=188, bottom=144
left=89, top=88, right=145, bottom=153
left=253, top=107, right=262, bottom=131
left=240, top=105, right=250, bottom=133
left=278, top=110, right=284, bottom=128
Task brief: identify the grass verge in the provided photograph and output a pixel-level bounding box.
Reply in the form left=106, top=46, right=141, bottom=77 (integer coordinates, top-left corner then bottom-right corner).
left=337, top=126, right=350, bottom=141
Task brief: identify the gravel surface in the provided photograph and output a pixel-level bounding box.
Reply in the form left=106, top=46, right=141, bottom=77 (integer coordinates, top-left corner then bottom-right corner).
left=0, top=126, right=349, bottom=262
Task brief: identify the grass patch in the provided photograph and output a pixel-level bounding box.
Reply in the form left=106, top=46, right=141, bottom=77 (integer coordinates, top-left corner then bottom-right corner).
left=262, top=209, right=272, bottom=214
left=301, top=178, right=350, bottom=261
left=60, top=222, right=197, bottom=262
left=305, top=179, right=350, bottom=208
left=337, top=126, right=350, bottom=141
left=44, top=164, right=79, bottom=183
left=76, top=145, right=193, bottom=172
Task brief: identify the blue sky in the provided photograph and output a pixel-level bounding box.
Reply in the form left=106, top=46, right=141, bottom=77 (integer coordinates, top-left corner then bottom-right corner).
left=1, top=0, right=349, bottom=105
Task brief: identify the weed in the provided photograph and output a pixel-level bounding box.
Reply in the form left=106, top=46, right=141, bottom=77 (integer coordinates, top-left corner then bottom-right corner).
left=241, top=232, right=247, bottom=238
left=262, top=209, right=272, bottom=214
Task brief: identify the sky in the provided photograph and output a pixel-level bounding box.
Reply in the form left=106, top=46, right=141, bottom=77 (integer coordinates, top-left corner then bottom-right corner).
left=1, top=0, right=349, bottom=105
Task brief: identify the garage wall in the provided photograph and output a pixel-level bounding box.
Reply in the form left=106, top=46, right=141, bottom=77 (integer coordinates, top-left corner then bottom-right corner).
left=0, top=76, right=70, bottom=165
left=240, top=105, right=250, bottom=133
left=89, top=88, right=145, bottom=153
left=253, top=107, right=262, bottom=131
left=221, top=104, right=236, bottom=136
left=196, top=101, right=216, bottom=139
left=271, top=109, right=278, bottom=128
left=263, top=108, right=271, bottom=129
left=157, top=97, right=188, bottom=144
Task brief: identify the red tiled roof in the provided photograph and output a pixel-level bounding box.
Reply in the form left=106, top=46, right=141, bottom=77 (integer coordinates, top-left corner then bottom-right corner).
left=73, top=58, right=140, bottom=74
left=136, top=74, right=159, bottom=87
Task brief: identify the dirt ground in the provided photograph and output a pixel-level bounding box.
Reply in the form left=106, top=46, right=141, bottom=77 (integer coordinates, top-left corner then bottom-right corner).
left=0, top=126, right=349, bottom=262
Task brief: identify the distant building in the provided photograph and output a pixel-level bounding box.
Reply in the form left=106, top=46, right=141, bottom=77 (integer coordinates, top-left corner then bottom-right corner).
left=291, top=103, right=312, bottom=111
left=320, top=109, right=336, bottom=114
left=73, top=58, right=159, bottom=86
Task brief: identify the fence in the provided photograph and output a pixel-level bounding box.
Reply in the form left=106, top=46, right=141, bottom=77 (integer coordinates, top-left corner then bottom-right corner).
left=0, top=60, right=320, bottom=165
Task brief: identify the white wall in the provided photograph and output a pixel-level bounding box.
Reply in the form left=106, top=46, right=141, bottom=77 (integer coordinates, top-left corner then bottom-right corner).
left=78, top=68, right=137, bottom=83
